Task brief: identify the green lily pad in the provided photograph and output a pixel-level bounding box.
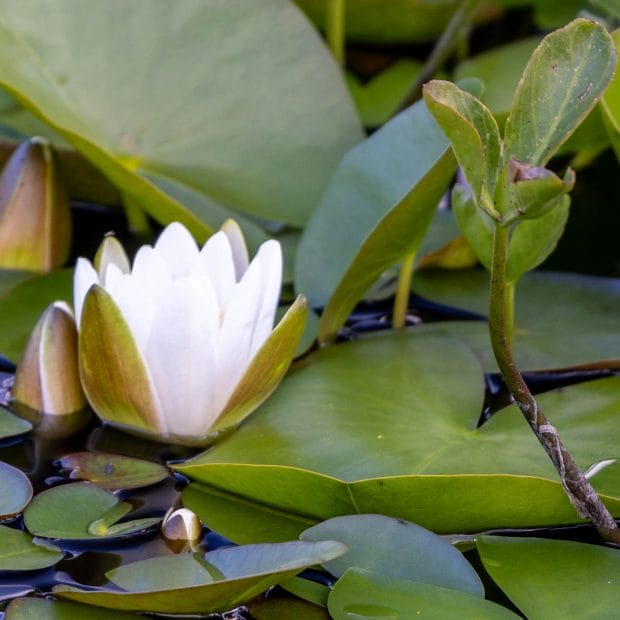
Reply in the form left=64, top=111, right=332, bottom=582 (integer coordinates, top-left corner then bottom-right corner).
left=0, top=525, right=62, bottom=571
left=248, top=596, right=330, bottom=620
left=477, top=536, right=620, bottom=618
left=5, top=598, right=140, bottom=619
left=0, top=461, right=32, bottom=518
left=300, top=514, right=483, bottom=596
left=175, top=330, right=620, bottom=536
left=328, top=568, right=519, bottom=620
left=23, top=482, right=160, bottom=540
left=0, top=269, right=72, bottom=362
left=54, top=540, right=347, bottom=614
left=413, top=269, right=620, bottom=371
left=0, top=406, right=32, bottom=440
left=58, top=452, right=169, bottom=491
left=0, top=0, right=362, bottom=234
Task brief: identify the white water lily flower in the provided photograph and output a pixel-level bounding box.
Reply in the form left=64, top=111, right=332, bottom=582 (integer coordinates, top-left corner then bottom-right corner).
left=74, top=221, right=307, bottom=446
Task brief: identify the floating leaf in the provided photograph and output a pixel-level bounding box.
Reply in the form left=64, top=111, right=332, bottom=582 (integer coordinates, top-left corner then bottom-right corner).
left=0, top=405, right=32, bottom=440
left=0, top=461, right=32, bottom=518
left=58, top=452, right=168, bottom=491
left=248, top=596, right=330, bottom=620
left=0, top=0, right=362, bottom=233
left=478, top=536, right=620, bottom=618
left=23, top=482, right=160, bottom=540
left=300, top=514, right=483, bottom=596
left=413, top=269, right=620, bottom=371
left=328, top=568, right=519, bottom=620
left=175, top=331, right=620, bottom=537
left=5, top=597, right=140, bottom=619
left=54, top=541, right=347, bottom=614
left=0, top=525, right=62, bottom=571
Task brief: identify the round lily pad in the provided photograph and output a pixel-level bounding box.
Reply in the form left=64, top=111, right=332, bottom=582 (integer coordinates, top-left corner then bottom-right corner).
left=0, top=461, right=32, bottom=518
left=0, top=405, right=32, bottom=441
left=0, top=525, right=62, bottom=571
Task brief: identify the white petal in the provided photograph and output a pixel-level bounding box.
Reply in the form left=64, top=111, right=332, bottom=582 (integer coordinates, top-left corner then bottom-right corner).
left=153, top=222, right=200, bottom=278
left=214, top=240, right=282, bottom=412
left=73, top=258, right=98, bottom=328
left=144, top=276, right=220, bottom=437
left=102, top=262, right=125, bottom=291
left=198, top=231, right=236, bottom=312
left=131, top=245, right=173, bottom=307
left=220, top=219, right=249, bottom=279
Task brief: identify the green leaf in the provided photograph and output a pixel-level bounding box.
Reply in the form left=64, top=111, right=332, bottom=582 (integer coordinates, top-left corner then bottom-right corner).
left=54, top=541, right=347, bottom=614
left=600, top=30, right=620, bottom=160
left=0, top=269, right=72, bottom=362
left=58, top=452, right=168, bottom=491
left=0, top=525, right=62, bottom=571
left=478, top=536, right=620, bottom=618
left=248, top=595, right=330, bottom=620
left=175, top=331, right=620, bottom=536
left=0, top=405, right=32, bottom=440
left=5, top=598, right=140, bottom=620
left=300, top=514, right=483, bottom=596
left=413, top=269, right=620, bottom=370
left=504, top=18, right=617, bottom=166
left=424, top=80, right=500, bottom=211
left=0, top=0, right=362, bottom=232
left=317, top=149, right=455, bottom=344
left=327, top=568, right=520, bottom=619
left=0, top=461, right=32, bottom=518
left=23, top=482, right=160, bottom=540
left=296, top=89, right=461, bottom=309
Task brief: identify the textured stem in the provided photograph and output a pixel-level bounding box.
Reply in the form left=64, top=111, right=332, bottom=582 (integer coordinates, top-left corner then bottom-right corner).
left=326, top=0, right=346, bottom=68
left=489, top=225, right=620, bottom=543
left=393, top=252, right=416, bottom=329
left=396, top=0, right=481, bottom=113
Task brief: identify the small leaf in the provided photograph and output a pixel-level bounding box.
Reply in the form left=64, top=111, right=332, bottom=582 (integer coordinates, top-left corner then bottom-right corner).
left=504, top=18, right=617, bottom=165
left=424, top=80, right=500, bottom=214
left=58, top=452, right=168, bottom=490
left=23, top=482, right=160, bottom=540
left=0, top=405, right=32, bottom=440
left=328, top=568, right=519, bottom=619
left=5, top=598, right=139, bottom=619
left=0, top=525, right=63, bottom=571
left=300, top=514, right=483, bottom=596
left=0, top=461, right=32, bottom=518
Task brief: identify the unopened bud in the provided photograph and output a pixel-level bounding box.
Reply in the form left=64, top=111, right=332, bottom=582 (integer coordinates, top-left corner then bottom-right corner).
left=12, top=301, right=86, bottom=415
left=162, top=507, right=202, bottom=552
left=0, top=137, right=71, bottom=271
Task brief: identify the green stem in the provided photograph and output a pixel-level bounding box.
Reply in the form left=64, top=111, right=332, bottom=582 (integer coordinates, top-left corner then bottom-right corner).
left=326, top=0, right=346, bottom=68
left=396, top=0, right=481, bottom=113
left=122, top=194, right=151, bottom=238
left=504, top=279, right=515, bottom=349
left=393, top=252, right=416, bottom=329
left=489, top=225, right=620, bottom=543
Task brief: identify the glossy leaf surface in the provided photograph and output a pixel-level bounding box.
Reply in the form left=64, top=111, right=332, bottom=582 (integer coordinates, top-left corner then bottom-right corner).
left=300, top=514, right=483, bottom=595
left=0, top=406, right=32, bottom=440
left=0, top=461, right=32, bottom=518
left=54, top=541, right=346, bottom=614
left=58, top=452, right=168, bottom=491
left=0, top=0, right=362, bottom=232
left=176, top=331, right=620, bottom=536
left=23, top=482, right=160, bottom=539
left=478, top=536, right=620, bottom=618
left=0, top=525, right=62, bottom=571
left=328, top=568, right=519, bottom=619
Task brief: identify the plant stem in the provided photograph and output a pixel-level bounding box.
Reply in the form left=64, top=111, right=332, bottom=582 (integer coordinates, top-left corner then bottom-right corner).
left=396, top=0, right=481, bottom=113
left=393, top=252, right=416, bottom=329
left=489, top=225, right=620, bottom=543
left=504, top=279, right=515, bottom=349
left=326, top=0, right=346, bottom=68
left=122, top=194, right=151, bottom=238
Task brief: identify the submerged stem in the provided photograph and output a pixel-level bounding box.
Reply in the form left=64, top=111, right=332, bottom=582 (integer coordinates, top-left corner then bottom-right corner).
left=326, top=0, right=346, bottom=68
left=489, top=225, right=620, bottom=543
left=393, top=252, right=416, bottom=329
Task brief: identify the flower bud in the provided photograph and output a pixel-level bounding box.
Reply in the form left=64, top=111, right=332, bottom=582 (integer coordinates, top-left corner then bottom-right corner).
left=12, top=301, right=86, bottom=415
left=0, top=138, right=71, bottom=271
left=162, top=507, right=202, bottom=552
